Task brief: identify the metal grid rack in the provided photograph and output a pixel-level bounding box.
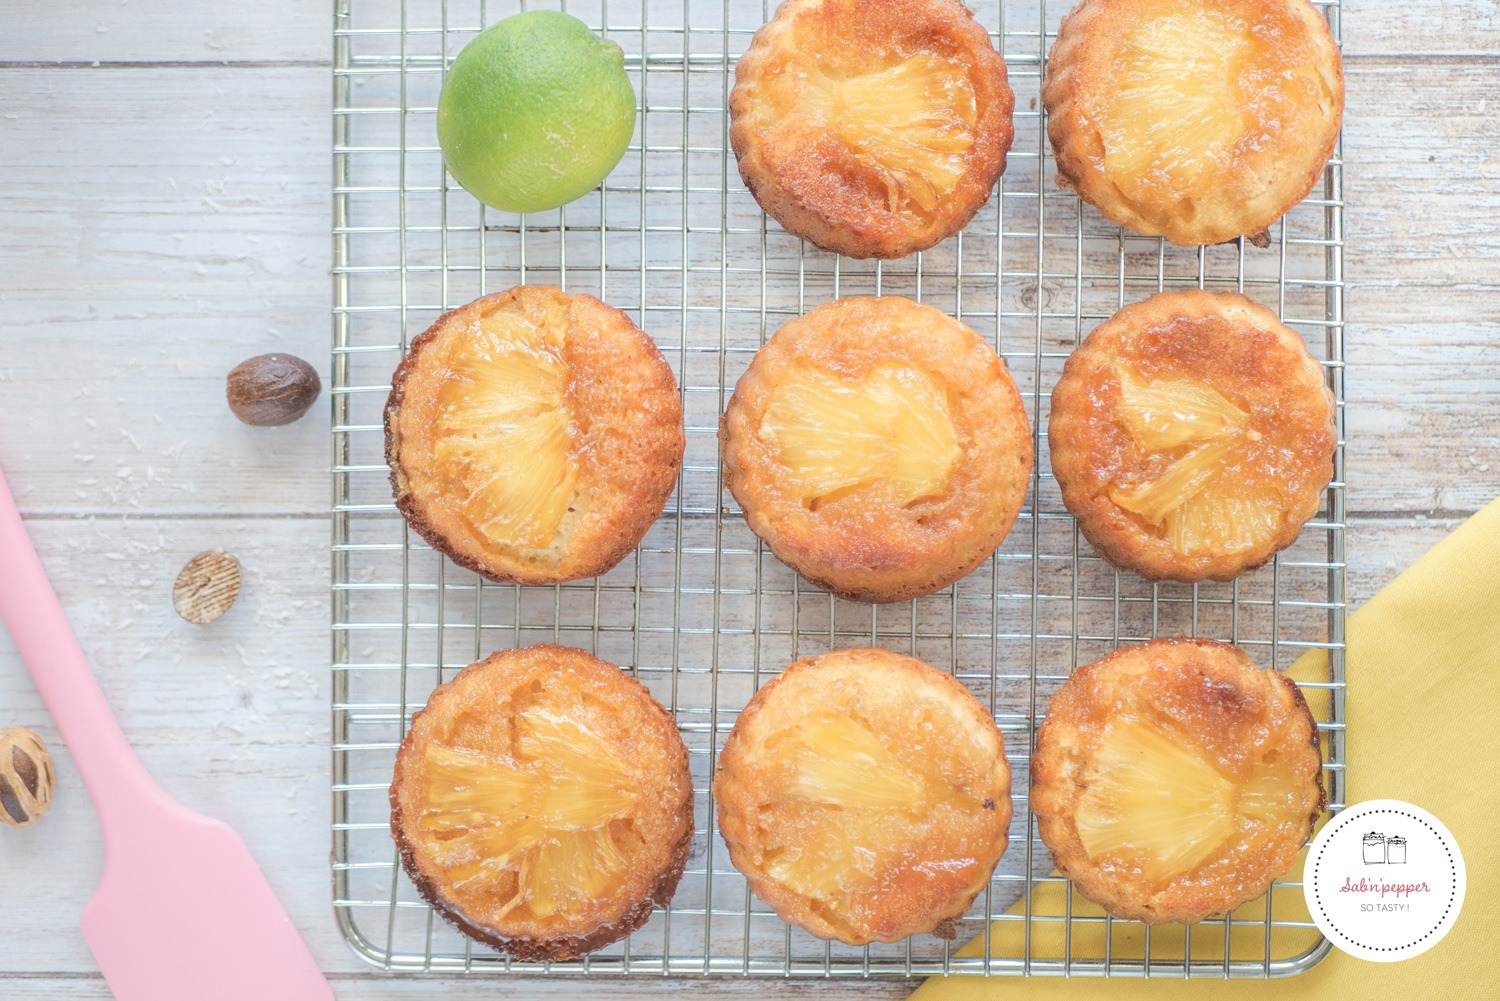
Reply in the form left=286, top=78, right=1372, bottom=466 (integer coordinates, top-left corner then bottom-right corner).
left=331, top=0, right=1347, bottom=979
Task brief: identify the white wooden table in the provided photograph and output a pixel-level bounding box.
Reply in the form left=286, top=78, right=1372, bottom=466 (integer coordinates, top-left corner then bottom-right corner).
left=2, top=2, right=1497, bottom=997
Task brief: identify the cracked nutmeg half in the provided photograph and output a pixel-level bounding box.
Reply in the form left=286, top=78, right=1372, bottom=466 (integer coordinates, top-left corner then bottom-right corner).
left=1042, top=0, right=1343, bottom=246
left=0, top=727, right=56, bottom=828
left=721, top=296, right=1031, bottom=603
left=385, top=286, right=684, bottom=586
left=730, top=0, right=1014, bottom=259
left=1048, top=289, right=1335, bottom=583
left=714, top=648, right=1011, bottom=944
left=389, top=645, right=694, bottom=961
left=1031, top=638, right=1325, bottom=924
left=172, top=548, right=242, bottom=624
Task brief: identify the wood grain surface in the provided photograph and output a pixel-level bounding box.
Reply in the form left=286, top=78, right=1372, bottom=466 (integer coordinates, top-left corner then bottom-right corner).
left=1, top=0, right=1497, bottom=997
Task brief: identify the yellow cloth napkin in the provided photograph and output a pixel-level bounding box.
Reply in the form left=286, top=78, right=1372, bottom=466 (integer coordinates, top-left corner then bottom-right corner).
left=915, top=498, right=1500, bottom=998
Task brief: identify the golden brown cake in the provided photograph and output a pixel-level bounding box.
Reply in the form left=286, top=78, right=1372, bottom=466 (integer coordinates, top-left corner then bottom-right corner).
left=1042, top=0, right=1343, bottom=246
left=721, top=296, right=1032, bottom=602
left=390, top=645, right=694, bottom=961
left=1048, top=290, right=1335, bottom=583
left=730, top=0, right=1014, bottom=259
left=1031, top=637, right=1325, bottom=924
left=385, top=286, right=684, bottom=586
left=714, top=648, right=1011, bottom=944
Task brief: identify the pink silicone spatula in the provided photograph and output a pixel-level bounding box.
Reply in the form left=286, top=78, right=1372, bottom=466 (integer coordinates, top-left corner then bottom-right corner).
left=0, top=464, right=334, bottom=1001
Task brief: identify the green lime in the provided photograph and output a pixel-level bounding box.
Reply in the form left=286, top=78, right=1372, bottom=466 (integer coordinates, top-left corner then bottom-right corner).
left=437, top=11, right=636, bottom=214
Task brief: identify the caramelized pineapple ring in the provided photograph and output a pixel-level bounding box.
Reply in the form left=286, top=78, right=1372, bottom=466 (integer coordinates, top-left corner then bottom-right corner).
left=386, top=286, right=684, bottom=586
left=722, top=296, right=1033, bottom=603
left=1048, top=290, right=1335, bottom=583
left=714, top=649, right=1012, bottom=944
left=390, top=645, right=694, bottom=962
left=1032, top=638, right=1325, bottom=924
left=730, top=0, right=1014, bottom=259
left=1043, top=0, right=1343, bottom=246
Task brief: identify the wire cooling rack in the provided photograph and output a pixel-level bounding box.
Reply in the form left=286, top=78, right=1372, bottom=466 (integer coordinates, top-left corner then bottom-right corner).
left=330, top=0, right=1347, bottom=979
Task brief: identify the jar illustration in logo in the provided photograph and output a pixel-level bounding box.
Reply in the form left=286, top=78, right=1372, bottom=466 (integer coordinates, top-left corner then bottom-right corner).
left=1363, top=832, right=1386, bottom=863
left=1386, top=835, right=1407, bottom=864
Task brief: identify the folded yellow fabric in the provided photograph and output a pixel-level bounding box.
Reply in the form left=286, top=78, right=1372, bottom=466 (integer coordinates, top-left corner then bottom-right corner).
left=915, top=498, right=1500, bottom=998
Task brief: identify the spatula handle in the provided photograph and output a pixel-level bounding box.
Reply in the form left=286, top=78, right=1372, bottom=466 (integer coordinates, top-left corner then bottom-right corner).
left=0, top=464, right=160, bottom=827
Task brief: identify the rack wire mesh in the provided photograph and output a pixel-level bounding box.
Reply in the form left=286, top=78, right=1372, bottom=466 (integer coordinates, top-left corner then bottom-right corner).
left=330, top=0, right=1347, bottom=979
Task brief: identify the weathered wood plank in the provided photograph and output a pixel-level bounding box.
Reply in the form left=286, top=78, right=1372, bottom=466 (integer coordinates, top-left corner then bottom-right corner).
left=0, top=65, right=330, bottom=516
left=1341, top=61, right=1500, bottom=515
left=1342, top=0, right=1500, bottom=57
left=0, top=1, right=330, bottom=64
left=1, top=0, right=1497, bottom=63
left=1344, top=63, right=1500, bottom=281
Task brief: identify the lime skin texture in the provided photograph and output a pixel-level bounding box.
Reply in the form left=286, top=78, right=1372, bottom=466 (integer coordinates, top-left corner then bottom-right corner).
left=438, top=11, right=637, bottom=214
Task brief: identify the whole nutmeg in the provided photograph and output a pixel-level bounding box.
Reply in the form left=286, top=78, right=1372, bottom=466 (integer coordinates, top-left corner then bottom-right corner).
left=0, top=728, right=55, bottom=828
left=226, top=353, right=321, bottom=426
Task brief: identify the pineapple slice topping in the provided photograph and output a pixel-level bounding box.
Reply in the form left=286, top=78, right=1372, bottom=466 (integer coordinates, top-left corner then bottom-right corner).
left=1107, top=370, right=1279, bottom=554
left=1100, top=6, right=1255, bottom=197
left=418, top=695, right=637, bottom=919
left=523, top=827, right=630, bottom=920
left=1113, top=372, right=1249, bottom=452
left=1111, top=439, right=1239, bottom=527
left=431, top=311, right=576, bottom=550
left=765, top=715, right=928, bottom=899
left=760, top=363, right=960, bottom=508
left=784, top=716, right=927, bottom=809
left=801, top=54, right=978, bottom=212
left=1165, top=489, right=1284, bottom=556
left=1237, top=754, right=1310, bottom=830
left=763, top=819, right=885, bottom=902
left=1073, top=716, right=1238, bottom=883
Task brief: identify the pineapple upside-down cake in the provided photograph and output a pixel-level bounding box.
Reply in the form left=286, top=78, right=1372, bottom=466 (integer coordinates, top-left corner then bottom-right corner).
left=714, top=648, right=1012, bottom=944
left=1031, top=637, right=1325, bottom=924
left=1048, top=290, right=1335, bottom=583
left=1042, top=0, right=1344, bottom=246
left=720, top=296, right=1032, bottom=602
left=390, top=645, right=694, bottom=960
left=385, top=286, right=683, bottom=586
left=730, top=0, right=1014, bottom=259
